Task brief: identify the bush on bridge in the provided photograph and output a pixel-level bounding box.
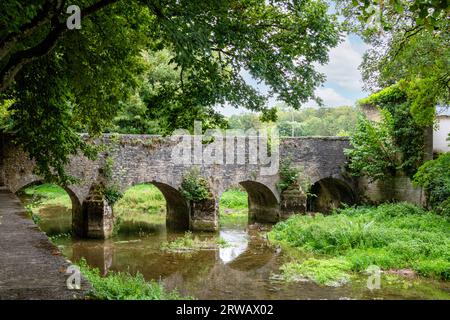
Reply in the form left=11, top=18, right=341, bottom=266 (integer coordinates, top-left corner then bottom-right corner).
left=180, top=167, right=210, bottom=201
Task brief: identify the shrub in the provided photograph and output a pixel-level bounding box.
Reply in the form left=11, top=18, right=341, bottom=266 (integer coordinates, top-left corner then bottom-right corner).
left=414, top=152, right=450, bottom=216
left=180, top=167, right=210, bottom=201
left=277, top=159, right=309, bottom=192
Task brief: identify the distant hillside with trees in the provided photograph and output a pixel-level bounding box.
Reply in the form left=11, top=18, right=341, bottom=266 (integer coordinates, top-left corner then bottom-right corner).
left=227, top=105, right=357, bottom=137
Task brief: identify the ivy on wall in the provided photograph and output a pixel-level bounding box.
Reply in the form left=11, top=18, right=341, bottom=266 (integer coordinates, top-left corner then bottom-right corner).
left=277, top=158, right=310, bottom=194
left=346, top=83, right=427, bottom=180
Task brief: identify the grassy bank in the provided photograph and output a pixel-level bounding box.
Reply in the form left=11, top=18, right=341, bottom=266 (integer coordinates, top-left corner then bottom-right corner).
left=20, top=183, right=71, bottom=214
left=219, top=188, right=248, bottom=227
left=78, top=259, right=188, bottom=300
left=269, top=203, right=450, bottom=286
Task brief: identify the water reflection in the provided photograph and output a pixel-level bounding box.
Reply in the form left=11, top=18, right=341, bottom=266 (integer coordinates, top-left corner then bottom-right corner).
left=18, top=195, right=450, bottom=300
left=218, top=229, right=248, bottom=264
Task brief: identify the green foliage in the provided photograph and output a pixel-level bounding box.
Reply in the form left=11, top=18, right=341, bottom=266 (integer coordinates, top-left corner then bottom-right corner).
left=20, top=183, right=72, bottom=214
left=219, top=188, right=248, bottom=228
left=269, top=203, right=450, bottom=281
left=414, top=152, right=450, bottom=216
left=103, top=185, right=123, bottom=206
left=180, top=167, right=210, bottom=201
left=280, top=258, right=352, bottom=286
left=345, top=110, right=399, bottom=180
left=1, top=0, right=341, bottom=182
left=226, top=106, right=358, bottom=136
left=277, top=159, right=310, bottom=192
left=347, top=84, right=426, bottom=180
left=114, top=184, right=166, bottom=216
left=338, top=0, right=449, bottom=124
left=102, top=157, right=114, bottom=181
left=345, top=0, right=448, bottom=31
left=78, top=259, right=187, bottom=300
left=0, top=98, right=14, bottom=130
left=219, top=188, right=248, bottom=210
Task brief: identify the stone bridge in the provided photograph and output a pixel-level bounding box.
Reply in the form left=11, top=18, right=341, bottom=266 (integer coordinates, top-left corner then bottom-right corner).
left=0, top=134, right=358, bottom=238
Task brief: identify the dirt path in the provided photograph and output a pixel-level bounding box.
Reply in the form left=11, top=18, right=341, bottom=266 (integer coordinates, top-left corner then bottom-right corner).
left=0, top=187, right=90, bottom=299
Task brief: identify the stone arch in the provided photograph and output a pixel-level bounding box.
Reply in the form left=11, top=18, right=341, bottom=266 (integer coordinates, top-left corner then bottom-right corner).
left=150, top=181, right=190, bottom=230
left=307, top=177, right=355, bottom=213
left=239, top=180, right=279, bottom=223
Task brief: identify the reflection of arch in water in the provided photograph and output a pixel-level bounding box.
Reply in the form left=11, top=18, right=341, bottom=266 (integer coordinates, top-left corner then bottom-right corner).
left=307, top=177, right=355, bottom=213
left=239, top=180, right=279, bottom=223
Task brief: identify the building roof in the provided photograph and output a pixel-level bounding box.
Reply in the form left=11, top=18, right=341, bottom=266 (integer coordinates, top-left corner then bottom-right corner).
left=436, top=105, right=450, bottom=116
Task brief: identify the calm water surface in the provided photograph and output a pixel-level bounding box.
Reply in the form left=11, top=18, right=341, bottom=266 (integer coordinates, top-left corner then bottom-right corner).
left=23, top=202, right=450, bottom=300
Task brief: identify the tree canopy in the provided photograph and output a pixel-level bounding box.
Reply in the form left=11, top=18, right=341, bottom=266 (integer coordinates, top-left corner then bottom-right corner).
left=337, top=0, right=449, bottom=126
left=0, top=0, right=341, bottom=183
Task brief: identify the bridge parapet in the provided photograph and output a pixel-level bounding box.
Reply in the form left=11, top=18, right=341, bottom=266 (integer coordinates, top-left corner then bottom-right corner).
left=1, top=134, right=355, bottom=238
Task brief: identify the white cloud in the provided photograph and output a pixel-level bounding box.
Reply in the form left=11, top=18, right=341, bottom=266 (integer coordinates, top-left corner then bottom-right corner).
left=317, top=36, right=365, bottom=91
left=308, top=87, right=353, bottom=107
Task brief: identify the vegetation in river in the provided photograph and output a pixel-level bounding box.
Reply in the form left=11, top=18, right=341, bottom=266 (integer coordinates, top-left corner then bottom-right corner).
left=280, top=258, right=352, bottom=286
left=78, top=259, right=188, bottom=300
left=269, top=203, right=450, bottom=286
left=161, top=232, right=229, bottom=253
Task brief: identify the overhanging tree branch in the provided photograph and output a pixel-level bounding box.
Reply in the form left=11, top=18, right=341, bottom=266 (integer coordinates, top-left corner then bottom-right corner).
left=0, top=0, right=118, bottom=92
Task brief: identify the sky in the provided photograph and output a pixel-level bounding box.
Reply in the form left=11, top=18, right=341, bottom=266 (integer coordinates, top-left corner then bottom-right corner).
left=217, top=33, right=369, bottom=116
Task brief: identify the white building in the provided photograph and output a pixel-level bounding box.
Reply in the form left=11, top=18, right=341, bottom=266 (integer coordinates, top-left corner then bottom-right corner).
left=433, top=106, right=450, bottom=154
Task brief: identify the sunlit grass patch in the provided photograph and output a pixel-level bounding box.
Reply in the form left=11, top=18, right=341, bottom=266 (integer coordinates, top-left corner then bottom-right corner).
left=21, top=183, right=71, bottom=214
left=280, top=258, right=352, bottom=286
left=114, top=184, right=166, bottom=216
left=219, top=188, right=248, bottom=228
left=220, top=188, right=248, bottom=209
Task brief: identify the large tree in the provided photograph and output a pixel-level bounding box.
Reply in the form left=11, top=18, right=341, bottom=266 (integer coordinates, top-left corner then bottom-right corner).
left=336, top=0, right=449, bottom=126
left=0, top=0, right=340, bottom=183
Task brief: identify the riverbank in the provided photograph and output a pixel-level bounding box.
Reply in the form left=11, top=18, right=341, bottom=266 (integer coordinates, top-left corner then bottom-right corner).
left=268, top=203, right=450, bottom=286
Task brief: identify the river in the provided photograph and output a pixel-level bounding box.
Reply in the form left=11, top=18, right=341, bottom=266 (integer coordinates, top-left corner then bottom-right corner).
left=20, top=201, right=450, bottom=300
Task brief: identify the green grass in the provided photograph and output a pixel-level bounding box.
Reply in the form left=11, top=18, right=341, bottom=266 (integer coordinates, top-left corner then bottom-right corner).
left=114, top=184, right=166, bottom=216
left=78, top=259, right=189, bottom=300
left=280, top=258, right=352, bottom=286
left=219, top=188, right=248, bottom=227
left=21, top=183, right=72, bottom=214
left=161, top=231, right=229, bottom=253
left=220, top=188, right=248, bottom=209
left=113, top=184, right=167, bottom=233
left=269, top=203, right=450, bottom=285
